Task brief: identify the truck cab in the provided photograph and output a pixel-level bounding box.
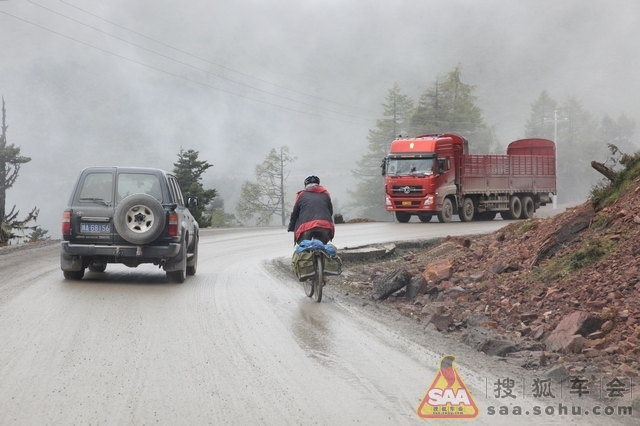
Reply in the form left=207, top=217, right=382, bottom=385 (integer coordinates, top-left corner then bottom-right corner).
left=383, top=134, right=556, bottom=223
left=382, top=134, right=466, bottom=223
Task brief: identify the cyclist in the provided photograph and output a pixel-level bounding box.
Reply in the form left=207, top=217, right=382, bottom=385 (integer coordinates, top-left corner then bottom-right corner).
left=287, top=175, right=334, bottom=244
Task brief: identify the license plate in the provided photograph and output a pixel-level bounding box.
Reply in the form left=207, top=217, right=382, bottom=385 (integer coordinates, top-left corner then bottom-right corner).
left=81, top=223, right=111, bottom=234
left=402, top=201, right=412, bottom=206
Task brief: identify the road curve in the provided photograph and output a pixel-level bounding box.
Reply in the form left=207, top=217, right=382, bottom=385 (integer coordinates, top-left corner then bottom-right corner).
left=0, top=221, right=635, bottom=425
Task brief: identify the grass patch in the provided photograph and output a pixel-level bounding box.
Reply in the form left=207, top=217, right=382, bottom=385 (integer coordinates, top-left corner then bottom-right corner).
left=589, top=214, right=607, bottom=229
left=527, top=237, right=618, bottom=282
left=568, top=239, right=613, bottom=270
left=517, top=219, right=540, bottom=235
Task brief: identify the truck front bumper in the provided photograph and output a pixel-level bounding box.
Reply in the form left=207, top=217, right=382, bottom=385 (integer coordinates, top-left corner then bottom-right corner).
left=386, top=194, right=436, bottom=211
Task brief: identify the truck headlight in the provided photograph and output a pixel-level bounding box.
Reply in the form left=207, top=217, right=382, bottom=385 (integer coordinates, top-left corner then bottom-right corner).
left=423, top=196, right=434, bottom=206
left=386, top=197, right=392, bottom=206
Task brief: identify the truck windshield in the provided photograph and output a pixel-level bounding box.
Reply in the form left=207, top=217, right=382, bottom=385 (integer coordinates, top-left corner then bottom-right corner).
left=387, top=158, right=434, bottom=176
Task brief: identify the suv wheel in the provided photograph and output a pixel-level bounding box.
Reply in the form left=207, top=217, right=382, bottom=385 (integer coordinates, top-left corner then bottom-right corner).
left=167, top=268, right=186, bottom=283
left=63, top=270, right=85, bottom=280
left=89, top=263, right=107, bottom=273
left=114, top=194, right=166, bottom=244
left=187, top=235, right=198, bottom=276
left=166, top=239, right=187, bottom=283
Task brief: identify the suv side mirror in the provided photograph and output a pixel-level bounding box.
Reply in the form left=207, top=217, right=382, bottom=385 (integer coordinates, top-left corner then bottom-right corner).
left=187, top=197, right=198, bottom=208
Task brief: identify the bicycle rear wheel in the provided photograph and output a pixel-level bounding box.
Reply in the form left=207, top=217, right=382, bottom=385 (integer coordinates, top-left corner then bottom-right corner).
left=313, top=253, right=323, bottom=303
left=303, top=274, right=314, bottom=298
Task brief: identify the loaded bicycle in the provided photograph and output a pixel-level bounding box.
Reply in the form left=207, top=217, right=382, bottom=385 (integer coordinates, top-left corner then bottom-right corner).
left=302, top=242, right=326, bottom=302
left=291, top=231, right=342, bottom=303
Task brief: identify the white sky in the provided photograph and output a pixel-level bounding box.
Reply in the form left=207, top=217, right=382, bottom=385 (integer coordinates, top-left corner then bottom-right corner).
left=1, top=0, right=639, bottom=234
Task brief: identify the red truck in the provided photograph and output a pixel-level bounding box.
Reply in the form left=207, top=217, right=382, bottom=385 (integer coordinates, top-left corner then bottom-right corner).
left=382, top=133, right=556, bottom=223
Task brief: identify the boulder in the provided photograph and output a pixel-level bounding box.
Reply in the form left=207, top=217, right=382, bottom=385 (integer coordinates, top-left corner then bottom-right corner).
left=428, top=313, right=453, bottom=332
left=545, top=364, right=569, bottom=383
left=545, top=311, right=603, bottom=352
left=461, top=327, right=518, bottom=356
left=437, top=286, right=466, bottom=301
left=491, top=261, right=508, bottom=274
left=422, top=258, right=453, bottom=284
left=406, top=274, right=428, bottom=300
left=467, top=272, right=486, bottom=283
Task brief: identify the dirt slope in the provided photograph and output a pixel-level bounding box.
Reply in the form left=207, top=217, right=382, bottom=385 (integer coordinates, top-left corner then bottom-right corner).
left=334, top=163, right=640, bottom=386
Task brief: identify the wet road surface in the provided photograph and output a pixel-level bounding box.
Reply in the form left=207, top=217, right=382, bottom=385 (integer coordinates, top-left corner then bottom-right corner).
left=0, top=221, right=636, bottom=425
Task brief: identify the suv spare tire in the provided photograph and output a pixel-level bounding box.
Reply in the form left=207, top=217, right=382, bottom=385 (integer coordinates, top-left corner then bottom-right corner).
left=114, top=193, right=166, bottom=244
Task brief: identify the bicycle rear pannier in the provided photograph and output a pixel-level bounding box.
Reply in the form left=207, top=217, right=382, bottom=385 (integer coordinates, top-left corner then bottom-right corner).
left=292, top=251, right=315, bottom=281
left=323, top=253, right=342, bottom=276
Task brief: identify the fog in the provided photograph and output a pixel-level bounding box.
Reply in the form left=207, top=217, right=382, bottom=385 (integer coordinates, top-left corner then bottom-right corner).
left=2, top=0, right=639, bottom=237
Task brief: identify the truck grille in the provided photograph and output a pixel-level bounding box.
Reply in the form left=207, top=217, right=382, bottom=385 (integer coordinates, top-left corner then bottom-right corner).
left=391, top=185, right=423, bottom=197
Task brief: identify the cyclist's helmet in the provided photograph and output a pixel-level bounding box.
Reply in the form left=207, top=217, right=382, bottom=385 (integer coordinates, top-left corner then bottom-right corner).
left=304, top=175, right=320, bottom=186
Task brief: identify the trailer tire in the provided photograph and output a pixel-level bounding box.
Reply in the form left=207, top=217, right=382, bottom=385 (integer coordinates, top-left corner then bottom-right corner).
left=418, top=213, right=433, bottom=223
left=476, top=211, right=496, bottom=221
left=437, top=198, right=453, bottom=223
left=395, top=211, right=411, bottom=223
left=506, top=195, right=522, bottom=220
left=459, top=197, right=475, bottom=222
left=520, top=196, right=535, bottom=219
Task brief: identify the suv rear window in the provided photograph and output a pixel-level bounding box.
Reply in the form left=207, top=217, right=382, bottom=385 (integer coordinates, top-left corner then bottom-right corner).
left=117, top=173, right=163, bottom=203
left=79, top=172, right=114, bottom=203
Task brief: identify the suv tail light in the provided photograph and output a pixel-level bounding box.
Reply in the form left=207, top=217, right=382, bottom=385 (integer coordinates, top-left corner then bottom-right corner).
left=62, top=210, right=72, bottom=235
left=168, top=212, right=179, bottom=237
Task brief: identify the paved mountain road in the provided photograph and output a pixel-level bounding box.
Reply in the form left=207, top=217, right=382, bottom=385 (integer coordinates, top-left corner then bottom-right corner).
left=0, top=222, right=635, bottom=425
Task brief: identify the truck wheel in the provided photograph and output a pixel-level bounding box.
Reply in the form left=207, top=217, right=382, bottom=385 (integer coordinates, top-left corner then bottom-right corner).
left=395, top=211, right=411, bottom=223
left=507, top=195, right=522, bottom=220
left=418, top=213, right=433, bottom=223
left=437, top=198, right=453, bottom=223
left=520, top=196, right=535, bottom=219
left=459, top=197, right=475, bottom=222
left=479, top=211, right=497, bottom=221
left=114, top=194, right=166, bottom=245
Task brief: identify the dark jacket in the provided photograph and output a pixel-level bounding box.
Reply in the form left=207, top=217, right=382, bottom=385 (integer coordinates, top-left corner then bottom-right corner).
left=287, top=184, right=334, bottom=242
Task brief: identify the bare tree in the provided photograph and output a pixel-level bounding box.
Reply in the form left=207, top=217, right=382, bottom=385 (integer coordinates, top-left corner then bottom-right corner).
left=0, top=98, right=39, bottom=244
left=235, top=146, right=296, bottom=226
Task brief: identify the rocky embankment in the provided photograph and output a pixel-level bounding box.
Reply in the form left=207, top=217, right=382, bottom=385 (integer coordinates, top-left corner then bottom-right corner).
left=335, top=177, right=640, bottom=406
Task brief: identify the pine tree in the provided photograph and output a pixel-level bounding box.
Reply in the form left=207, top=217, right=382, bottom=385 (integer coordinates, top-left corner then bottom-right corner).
left=172, top=149, right=217, bottom=227
left=524, top=92, right=637, bottom=202
left=598, top=113, right=637, bottom=156
left=558, top=96, right=605, bottom=201
left=347, top=84, right=414, bottom=219
left=0, top=97, right=38, bottom=244
left=524, top=91, right=558, bottom=139
left=26, top=226, right=50, bottom=242
left=409, top=66, right=495, bottom=153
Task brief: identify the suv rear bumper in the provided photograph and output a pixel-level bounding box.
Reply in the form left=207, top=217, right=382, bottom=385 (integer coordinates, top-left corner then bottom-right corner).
left=61, top=241, right=180, bottom=264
